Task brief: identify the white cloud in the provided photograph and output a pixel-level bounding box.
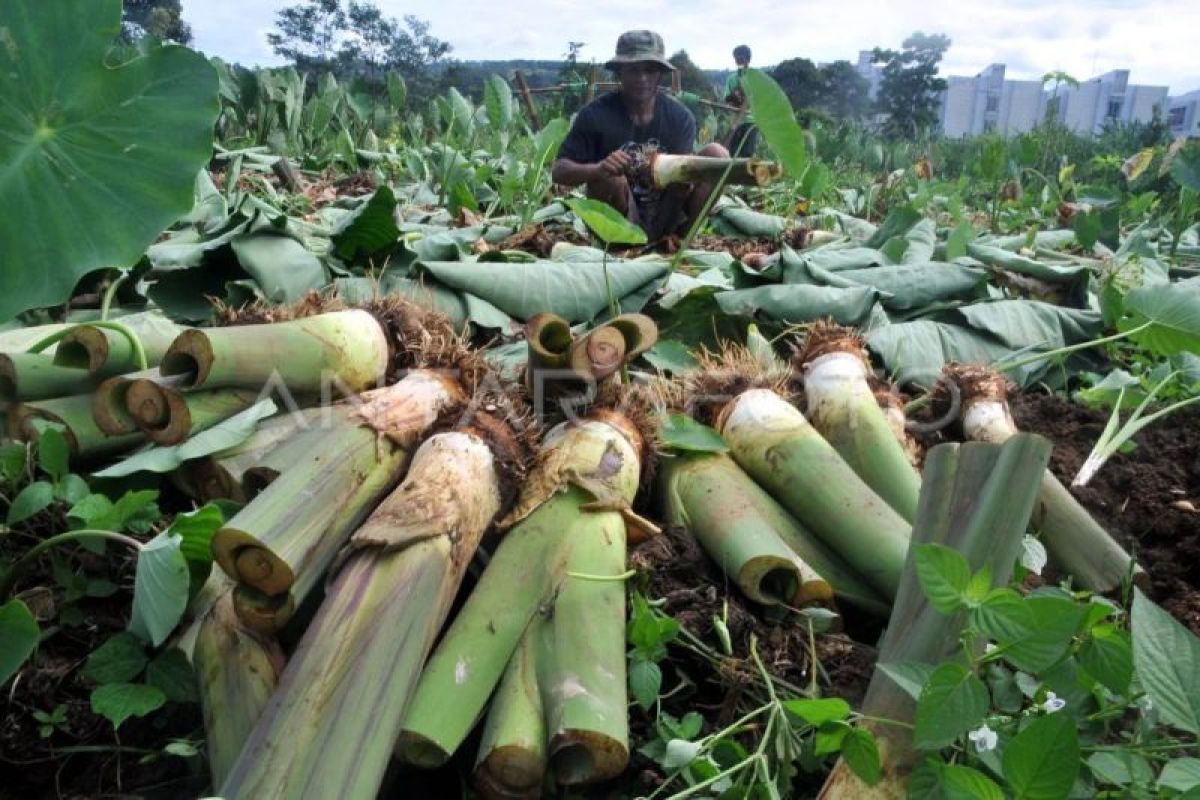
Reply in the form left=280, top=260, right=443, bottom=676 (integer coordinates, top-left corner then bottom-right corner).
left=181, top=0, right=1200, bottom=94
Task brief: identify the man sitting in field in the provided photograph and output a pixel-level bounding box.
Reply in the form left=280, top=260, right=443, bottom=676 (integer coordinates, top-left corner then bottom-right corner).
left=552, top=30, right=728, bottom=244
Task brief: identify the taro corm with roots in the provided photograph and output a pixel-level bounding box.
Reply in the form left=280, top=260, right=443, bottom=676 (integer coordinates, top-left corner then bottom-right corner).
left=687, top=345, right=912, bottom=599
left=795, top=322, right=923, bottom=522
left=940, top=364, right=1145, bottom=592
left=399, top=409, right=647, bottom=795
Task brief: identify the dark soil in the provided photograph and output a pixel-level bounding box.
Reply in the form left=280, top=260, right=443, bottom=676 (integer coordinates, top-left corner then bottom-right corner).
left=1011, top=393, right=1200, bottom=633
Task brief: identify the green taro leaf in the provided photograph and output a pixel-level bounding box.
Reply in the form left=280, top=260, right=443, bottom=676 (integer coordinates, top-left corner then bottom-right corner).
left=82, top=632, right=148, bottom=684
left=841, top=727, right=881, bottom=785
left=0, top=599, right=40, bottom=686
left=914, top=543, right=972, bottom=614
left=1120, top=283, right=1200, bottom=356
left=660, top=413, right=728, bottom=453
left=1132, top=588, right=1200, bottom=734
left=1002, top=713, right=1080, bottom=800
left=914, top=662, right=989, bottom=751
left=0, top=0, right=219, bottom=321
left=7, top=480, right=55, bottom=526
left=230, top=233, right=328, bottom=303
left=714, top=284, right=879, bottom=327
left=1169, top=147, right=1200, bottom=192
left=945, top=220, right=977, bottom=261
left=566, top=198, right=648, bottom=246
left=127, top=531, right=190, bottom=647
left=483, top=74, right=513, bottom=131
left=330, top=186, right=401, bottom=262
left=742, top=68, right=807, bottom=178
left=418, top=257, right=668, bottom=323
left=90, top=682, right=166, bottom=730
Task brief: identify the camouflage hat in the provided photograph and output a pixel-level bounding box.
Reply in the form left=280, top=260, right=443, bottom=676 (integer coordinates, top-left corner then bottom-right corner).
left=605, top=30, right=675, bottom=72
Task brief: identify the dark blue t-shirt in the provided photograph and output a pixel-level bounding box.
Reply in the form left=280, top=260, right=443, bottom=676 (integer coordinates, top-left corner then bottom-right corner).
left=558, top=91, right=697, bottom=165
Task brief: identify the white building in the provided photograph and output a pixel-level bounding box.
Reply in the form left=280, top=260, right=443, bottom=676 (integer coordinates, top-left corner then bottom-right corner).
left=1057, top=70, right=1169, bottom=135
left=938, top=64, right=1047, bottom=137
left=933, top=66, right=1168, bottom=138
left=1168, top=89, right=1200, bottom=138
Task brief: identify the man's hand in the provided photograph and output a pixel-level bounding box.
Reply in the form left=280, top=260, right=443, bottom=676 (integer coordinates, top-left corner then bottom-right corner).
left=596, top=149, right=633, bottom=177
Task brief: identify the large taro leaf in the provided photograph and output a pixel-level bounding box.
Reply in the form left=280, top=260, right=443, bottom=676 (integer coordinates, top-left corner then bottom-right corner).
left=955, top=300, right=1102, bottom=351
left=742, top=68, right=806, bottom=178
left=867, top=320, right=1033, bottom=388
left=1119, top=282, right=1200, bottom=356
left=967, top=243, right=1089, bottom=284
left=230, top=232, right=328, bottom=303
left=711, top=205, right=789, bottom=238
left=417, top=258, right=669, bottom=323
left=807, top=262, right=987, bottom=311
left=714, top=284, right=879, bottom=326
left=0, top=0, right=219, bottom=322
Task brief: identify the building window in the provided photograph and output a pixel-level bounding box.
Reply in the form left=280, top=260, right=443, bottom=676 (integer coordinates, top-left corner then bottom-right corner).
left=985, top=95, right=1000, bottom=113
left=1106, top=99, right=1122, bottom=119
left=1169, top=107, right=1186, bottom=127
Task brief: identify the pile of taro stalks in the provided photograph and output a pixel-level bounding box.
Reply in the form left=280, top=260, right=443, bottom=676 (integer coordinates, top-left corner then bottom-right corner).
left=0, top=298, right=1142, bottom=799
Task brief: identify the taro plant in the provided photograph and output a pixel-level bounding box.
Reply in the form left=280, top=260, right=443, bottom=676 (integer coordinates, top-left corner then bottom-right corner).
left=0, top=0, right=219, bottom=322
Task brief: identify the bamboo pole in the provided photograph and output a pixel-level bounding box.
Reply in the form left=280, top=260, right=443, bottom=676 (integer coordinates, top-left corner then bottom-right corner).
left=513, top=71, right=542, bottom=130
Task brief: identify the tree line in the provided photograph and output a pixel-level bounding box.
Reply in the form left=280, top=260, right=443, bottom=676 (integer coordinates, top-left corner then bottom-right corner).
left=123, top=1, right=953, bottom=138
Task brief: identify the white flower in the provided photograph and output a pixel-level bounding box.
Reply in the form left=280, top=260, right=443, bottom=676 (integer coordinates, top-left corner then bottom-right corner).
left=968, top=724, right=998, bottom=752
left=1040, top=692, right=1066, bottom=714
left=984, top=642, right=998, bottom=655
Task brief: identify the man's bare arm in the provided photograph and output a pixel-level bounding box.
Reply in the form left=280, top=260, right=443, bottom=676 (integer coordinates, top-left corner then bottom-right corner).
left=552, top=150, right=633, bottom=186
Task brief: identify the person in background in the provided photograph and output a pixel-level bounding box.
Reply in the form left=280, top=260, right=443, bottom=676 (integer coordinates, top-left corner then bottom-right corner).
left=552, top=30, right=729, bottom=244
left=723, top=44, right=759, bottom=157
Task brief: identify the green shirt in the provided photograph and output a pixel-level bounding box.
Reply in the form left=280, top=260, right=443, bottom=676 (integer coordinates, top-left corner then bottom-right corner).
left=724, top=69, right=752, bottom=121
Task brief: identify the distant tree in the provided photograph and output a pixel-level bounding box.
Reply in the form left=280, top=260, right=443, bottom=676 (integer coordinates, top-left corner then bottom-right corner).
left=267, top=0, right=347, bottom=72
left=818, top=60, right=870, bottom=120
left=873, top=31, right=950, bottom=139
left=268, top=0, right=450, bottom=99
left=669, top=50, right=715, bottom=99
left=122, top=0, right=191, bottom=44
left=770, top=57, right=823, bottom=111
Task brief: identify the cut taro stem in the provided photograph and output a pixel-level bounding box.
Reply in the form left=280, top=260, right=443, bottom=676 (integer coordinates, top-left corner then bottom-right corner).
left=211, top=371, right=464, bottom=631
left=126, top=384, right=260, bottom=445
left=820, top=434, right=1052, bottom=798
left=660, top=451, right=887, bottom=615
left=473, top=614, right=548, bottom=799
left=193, top=585, right=286, bottom=788
left=158, top=309, right=388, bottom=395
left=398, top=416, right=641, bottom=790
left=219, top=429, right=503, bottom=800
left=798, top=325, right=922, bottom=521
left=717, top=388, right=911, bottom=599
left=8, top=394, right=144, bottom=461
left=0, top=353, right=94, bottom=404
left=950, top=365, right=1146, bottom=592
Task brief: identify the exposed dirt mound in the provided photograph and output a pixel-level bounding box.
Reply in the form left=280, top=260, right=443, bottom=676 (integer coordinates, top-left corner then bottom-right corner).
left=1011, top=393, right=1200, bottom=634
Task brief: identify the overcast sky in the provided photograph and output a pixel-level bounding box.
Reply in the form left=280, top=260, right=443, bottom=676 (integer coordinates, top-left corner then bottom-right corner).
left=182, top=0, right=1200, bottom=96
